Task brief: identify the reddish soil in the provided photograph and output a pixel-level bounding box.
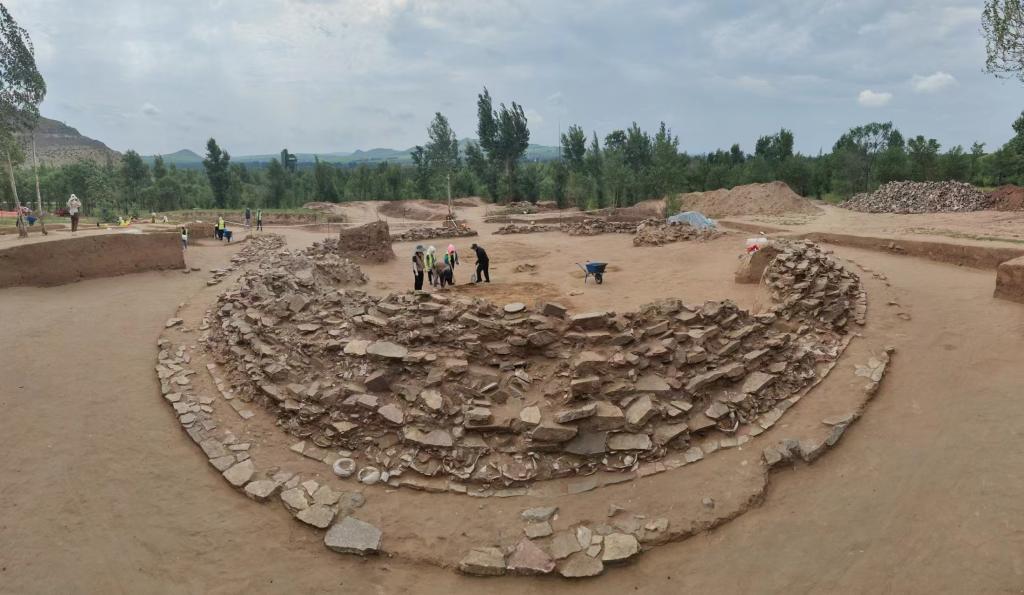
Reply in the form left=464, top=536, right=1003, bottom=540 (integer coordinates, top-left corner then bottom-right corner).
left=337, top=220, right=395, bottom=262
left=677, top=181, right=821, bottom=218
left=0, top=232, right=184, bottom=288
left=989, top=184, right=1024, bottom=211
left=4, top=215, right=1024, bottom=592
left=377, top=199, right=451, bottom=221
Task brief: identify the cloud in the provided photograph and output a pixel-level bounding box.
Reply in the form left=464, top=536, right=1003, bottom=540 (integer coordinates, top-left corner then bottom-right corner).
left=911, top=71, right=957, bottom=93
left=140, top=102, right=160, bottom=116
left=857, top=89, right=892, bottom=107
left=733, top=75, right=774, bottom=94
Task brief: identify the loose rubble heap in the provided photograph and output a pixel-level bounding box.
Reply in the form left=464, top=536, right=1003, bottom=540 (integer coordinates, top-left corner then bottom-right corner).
left=843, top=181, right=991, bottom=214
left=207, top=234, right=287, bottom=286
left=205, top=238, right=862, bottom=494
left=337, top=220, right=395, bottom=262
left=494, top=223, right=557, bottom=235
left=496, top=201, right=541, bottom=215
left=391, top=226, right=478, bottom=242
left=560, top=218, right=638, bottom=236
left=632, top=219, right=721, bottom=246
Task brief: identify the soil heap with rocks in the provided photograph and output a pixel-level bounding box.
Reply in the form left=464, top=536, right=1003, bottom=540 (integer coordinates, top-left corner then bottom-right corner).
left=206, top=239, right=862, bottom=493
left=675, top=182, right=820, bottom=218
left=337, top=220, right=395, bottom=263
left=494, top=223, right=557, bottom=235
left=377, top=200, right=450, bottom=221
left=632, top=219, right=721, bottom=246
left=391, top=226, right=478, bottom=242
left=988, top=185, right=1024, bottom=211
left=560, top=218, right=637, bottom=236
left=843, top=181, right=991, bottom=213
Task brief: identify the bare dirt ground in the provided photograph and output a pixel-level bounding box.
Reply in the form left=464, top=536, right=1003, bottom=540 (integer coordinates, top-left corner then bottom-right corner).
left=4, top=208, right=1024, bottom=593
left=727, top=203, right=1024, bottom=249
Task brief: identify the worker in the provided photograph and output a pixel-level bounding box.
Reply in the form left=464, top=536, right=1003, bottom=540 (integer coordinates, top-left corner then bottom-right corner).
left=412, top=245, right=426, bottom=291
left=470, top=243, right=490, bottom=283
left=435, top=256, right=453, bottom=287
left=180, top=226, right=189, bottom=250
left=216, top=214, right=225, bottom=240
left=445, top=244, right=460, bottom=284
left=425, top=246, right=437, bottom=287
left=67, top=194, right=82, bottom=232
left=244, top=207, right=252, bottom=230
left=256, top=209, right=263, bottom=231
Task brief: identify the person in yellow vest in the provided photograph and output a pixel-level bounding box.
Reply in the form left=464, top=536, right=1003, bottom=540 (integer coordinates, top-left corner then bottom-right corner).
left=217, top=215, right=225, bottom=240
left=425, top=245, right=438, bottom=287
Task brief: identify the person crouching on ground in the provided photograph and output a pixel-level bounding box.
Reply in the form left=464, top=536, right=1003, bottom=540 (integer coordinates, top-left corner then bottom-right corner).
left=425, top=245, right=438, bottom=287
left=445, top=243, right=460, bottom=283
left=412, top=245, right=426, bottom=290
left=67, top=194, right=82, bottom=232
left=433, top=257, right=452, bottom=288
left=470, top=243, right=490, bottom=283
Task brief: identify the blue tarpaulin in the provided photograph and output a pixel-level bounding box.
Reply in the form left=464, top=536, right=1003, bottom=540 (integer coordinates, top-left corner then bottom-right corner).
left=667, top=211, right=716, bottom=229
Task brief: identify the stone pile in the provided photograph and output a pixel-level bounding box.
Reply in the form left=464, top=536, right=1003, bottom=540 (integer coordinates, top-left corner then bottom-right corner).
left=494, top=223, right=557, bottom=235
left=843, top=181, right=991, bottom=214
left=205, top=238, right=862, bottom=494
left=560, top=218, right=637, bottom=236
left=632, top=219, right=721, bottom=246
left=206, top=234, right=287, bottom=286
left=497, top=201, right=540, bottom=215
left=391, top=226, right=478, bottom=242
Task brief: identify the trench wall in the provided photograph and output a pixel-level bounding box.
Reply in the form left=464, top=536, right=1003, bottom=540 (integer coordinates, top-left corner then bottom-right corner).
left=0, top=232, right=184, bottom=288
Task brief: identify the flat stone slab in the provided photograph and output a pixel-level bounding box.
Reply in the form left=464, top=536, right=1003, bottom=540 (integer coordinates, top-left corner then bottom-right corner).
left=459, top=547, right=506, bottom=576
left=560, top=551, right=605, bottom=578
left=325, top=516, right=382, bottom=555
left=243, top=479, right=280, bottom=502
left=602, top=533, right=640, bottom=563
left=297, top=504, right=336, bottom=529
left=506, top=537, right=555, bottom=575
left=222, top=459, right=255, bottom=487
left=366, top=341, right=408, bottom=359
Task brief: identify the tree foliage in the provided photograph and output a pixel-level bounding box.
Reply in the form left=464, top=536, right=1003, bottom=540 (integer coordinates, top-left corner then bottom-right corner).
left=984, top=0, right=1024, bottom=80
left=203, top=138, right=231, bottom=208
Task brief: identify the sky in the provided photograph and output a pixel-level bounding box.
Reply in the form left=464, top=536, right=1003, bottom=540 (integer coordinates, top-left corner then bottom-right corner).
left=7, top=0, right=1024, bottom=156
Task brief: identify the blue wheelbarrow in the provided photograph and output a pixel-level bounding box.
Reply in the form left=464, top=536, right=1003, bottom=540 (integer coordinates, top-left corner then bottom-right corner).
left=577, top=261, right=608, bottom=284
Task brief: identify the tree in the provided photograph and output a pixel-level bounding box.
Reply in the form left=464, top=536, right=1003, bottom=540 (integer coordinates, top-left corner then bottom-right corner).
left=203, top=138, right=231, bottom=208
left=831, top=122, right=903, bottom=195
left=120, top=149, right=149, bottom=214
left=424, top=112, right=459, bottom=206
left=907, top=135, right=941, bottom=181
left=560, top=124, right=587, bottom=171
left=265, top=158, right=288, bottom=207
left=983, top=0, right=1024, bottom=81
left=152, top=155, right=167, bottom=179
left=410, top=145, right=431, bottom=199
left=473, top=87, right=530, bottom=201
left=0, top=4, right=46, bottom=237
left=313, top=156, right=340, bottom=202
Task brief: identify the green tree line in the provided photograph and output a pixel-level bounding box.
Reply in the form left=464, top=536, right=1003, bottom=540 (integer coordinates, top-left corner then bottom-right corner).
left=7, top=87, right=1024, bottom=218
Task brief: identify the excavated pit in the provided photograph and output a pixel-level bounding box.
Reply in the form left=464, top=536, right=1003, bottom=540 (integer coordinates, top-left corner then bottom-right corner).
left=204, top=239, right=865, bottom=492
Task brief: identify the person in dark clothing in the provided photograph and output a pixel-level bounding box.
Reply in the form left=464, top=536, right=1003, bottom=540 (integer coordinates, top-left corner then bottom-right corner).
left=470, top=243, right=490, bottom=283
left=412, top=245, right=426, bottom=290
left=256, top=209, right=263, bottom=231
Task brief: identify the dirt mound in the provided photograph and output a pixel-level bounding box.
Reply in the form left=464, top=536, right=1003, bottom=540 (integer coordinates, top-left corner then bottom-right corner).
left=605, top=199, right=667, bottom=222
left=377, top=200, right=450, bottom=221
left=676, top=182, right=820, bottom=218
left=844, top=181, right=991, bottom=214
left=989, top=185, right=1024, bottom=211
left=337, top=220, right=395, bottom=263
left=0, top=232, right=184, bottom=288
left=452, top=196, right=486, bottom=207
left=632, top=219, right=721, bottom=246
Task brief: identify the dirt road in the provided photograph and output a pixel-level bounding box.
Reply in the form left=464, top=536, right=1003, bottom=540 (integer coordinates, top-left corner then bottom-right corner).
left=3, top=228, right=1024, bottom=593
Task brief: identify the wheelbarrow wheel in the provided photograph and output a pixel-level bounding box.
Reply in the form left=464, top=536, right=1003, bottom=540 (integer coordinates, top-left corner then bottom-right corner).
left=595, top=272, right=603, bottom=284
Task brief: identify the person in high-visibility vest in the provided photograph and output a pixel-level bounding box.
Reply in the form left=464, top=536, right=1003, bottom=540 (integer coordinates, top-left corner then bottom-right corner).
left=217, top=215, right=225, bottom=240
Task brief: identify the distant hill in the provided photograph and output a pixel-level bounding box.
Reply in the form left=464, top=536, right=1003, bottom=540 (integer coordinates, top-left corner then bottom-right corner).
left=144, top=140, right=561, bottom=169
left=21, top=117, right=120, bottom=167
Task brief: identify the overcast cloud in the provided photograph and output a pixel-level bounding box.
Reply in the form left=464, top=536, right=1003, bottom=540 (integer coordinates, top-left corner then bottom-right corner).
left=7, top=0, right=1024, bottom=156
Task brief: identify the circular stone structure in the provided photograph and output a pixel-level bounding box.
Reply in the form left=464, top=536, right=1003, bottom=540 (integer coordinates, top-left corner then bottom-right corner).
left=155, top=234, right=883, bottom=579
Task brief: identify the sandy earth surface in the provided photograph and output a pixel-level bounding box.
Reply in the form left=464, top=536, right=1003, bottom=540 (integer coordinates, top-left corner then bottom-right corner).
left=3, top=203, right=1024, bottom=593
left=726, top=203, right=1024, bottom=250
